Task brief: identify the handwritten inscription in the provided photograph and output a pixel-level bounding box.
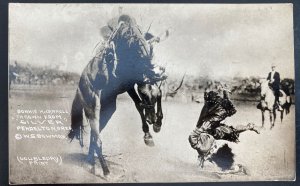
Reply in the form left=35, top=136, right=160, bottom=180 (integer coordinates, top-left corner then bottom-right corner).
left=13, top=109, right=70, bottom=141
left=17, top=109, right=68, bottom=114
left=15, top=134, right=67, bottom=140
left=17, top=155, right=62, bottom=166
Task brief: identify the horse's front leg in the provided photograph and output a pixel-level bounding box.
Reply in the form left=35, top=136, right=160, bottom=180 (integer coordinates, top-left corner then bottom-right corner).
left=280, top=110, right=284, bottom=123
left=261, top=110, right=265, bottom=129
left=273, top=107, right=277, bottom=125
left=270, top=110, right=275, bottom=130
left=85, top=94, right=108, bottom=176
left=153, top=93, right=163, bottom=133
left=127, top=88, right=154, bottom=147
left=87, top=129, right=96, bottom=165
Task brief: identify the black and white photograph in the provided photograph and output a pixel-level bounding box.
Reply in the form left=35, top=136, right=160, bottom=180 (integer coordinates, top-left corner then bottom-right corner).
left=8, top=3, right=295, bottom=184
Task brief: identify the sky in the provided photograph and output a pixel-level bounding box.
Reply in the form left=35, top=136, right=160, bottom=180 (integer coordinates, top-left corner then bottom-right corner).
left=9, top=3, right=294, bottom=79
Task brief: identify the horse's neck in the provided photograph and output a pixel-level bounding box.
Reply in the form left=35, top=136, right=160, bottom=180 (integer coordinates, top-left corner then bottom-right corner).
left=265, top=89, right=273, bottom=98
left=264, top=86, right=275, bottom=102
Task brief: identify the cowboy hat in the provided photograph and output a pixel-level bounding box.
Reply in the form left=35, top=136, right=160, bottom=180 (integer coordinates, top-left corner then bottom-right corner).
left=100, top=26, right=113, bottom=40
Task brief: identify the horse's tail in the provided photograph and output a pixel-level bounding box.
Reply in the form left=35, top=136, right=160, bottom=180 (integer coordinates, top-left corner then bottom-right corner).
left=68, top=90, right=84, bottom=147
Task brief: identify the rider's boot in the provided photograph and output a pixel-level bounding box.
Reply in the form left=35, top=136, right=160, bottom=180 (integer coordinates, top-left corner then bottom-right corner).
left=277, top=102, right=283, bottom=111
left=246, top=123, right=260, bottom=134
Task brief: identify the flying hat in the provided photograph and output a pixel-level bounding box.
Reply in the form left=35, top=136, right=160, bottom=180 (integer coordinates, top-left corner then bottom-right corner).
left=100, top=26, right=113, bottom=40
left=118, top=14, right=137, bottom=25
left=144, top=32, right=155, bottom=41
left=271, top=63, right=276, bottom=67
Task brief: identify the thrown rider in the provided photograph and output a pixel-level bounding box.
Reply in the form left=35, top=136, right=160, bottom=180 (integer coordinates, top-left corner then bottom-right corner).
left=188, top=84, right=260, bottom=168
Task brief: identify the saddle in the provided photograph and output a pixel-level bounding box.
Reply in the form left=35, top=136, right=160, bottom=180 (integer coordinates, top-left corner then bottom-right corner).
left=271, top=88, right=287, bottom=105
left=268, top=84, right=286, bottom=98
left=257, top=89, right=288, bottom=110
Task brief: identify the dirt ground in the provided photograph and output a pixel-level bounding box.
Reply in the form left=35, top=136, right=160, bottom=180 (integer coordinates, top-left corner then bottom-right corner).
left=9, top=86, right=295, bottom=184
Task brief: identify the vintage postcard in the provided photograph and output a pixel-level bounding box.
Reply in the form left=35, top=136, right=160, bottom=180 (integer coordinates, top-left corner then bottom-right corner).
left=9, top=3, right=295, bottom=184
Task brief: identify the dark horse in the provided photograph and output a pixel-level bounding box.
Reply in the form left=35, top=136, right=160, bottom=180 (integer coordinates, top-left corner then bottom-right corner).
left=68, top=17, right=164, bottom=176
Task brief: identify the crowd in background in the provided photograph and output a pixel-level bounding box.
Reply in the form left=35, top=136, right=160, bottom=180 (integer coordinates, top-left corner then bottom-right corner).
left=9, top=61, right=294, bottom=102
left=9, top=61, right=80, bottom=86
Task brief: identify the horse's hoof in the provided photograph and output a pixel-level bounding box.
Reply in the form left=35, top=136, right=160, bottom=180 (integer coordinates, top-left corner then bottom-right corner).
left=104, top=174, right=111, bottom=181
left=270, top=125, right=274, bottom=130
left=102, top=172, right=114, bottom=182
left=103, top=169, right=110, bottom=176
left=144, top=137, right=155, bottom=147
left=91, top=165, right=96, bottom=175
left=153, top=125, right=161, bottom=133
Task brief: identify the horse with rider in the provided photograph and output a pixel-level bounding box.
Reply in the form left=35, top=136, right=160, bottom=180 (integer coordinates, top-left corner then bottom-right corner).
left=257, top=63, right=291, bottom=128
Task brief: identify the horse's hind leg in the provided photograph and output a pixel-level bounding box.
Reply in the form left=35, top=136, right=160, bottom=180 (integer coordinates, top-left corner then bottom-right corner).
left=91, top=128, right=110, bottom=176
left=99, top=91, right=117, bottom=132
left=270, top=110, right=275, bottom=130
left=89, top=93, right=115, bottom=177
left=261, top=110, right=265, bottom=129
left=87, top=132, right=95, bottom=165
left=89, top=116, right=110, bottom=176
left=90, top=119, right=110, bottom=176
left=92, top=90, right=117, bottom=176
left=86, top=96, right=103, bottom=175
left=280, top=110, right=283, bottom=123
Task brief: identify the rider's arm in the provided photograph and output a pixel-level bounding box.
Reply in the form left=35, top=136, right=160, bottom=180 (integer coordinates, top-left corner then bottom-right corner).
left=200, top=108, right=227, bottom=131
left=267, top=72, right=271, bottom=81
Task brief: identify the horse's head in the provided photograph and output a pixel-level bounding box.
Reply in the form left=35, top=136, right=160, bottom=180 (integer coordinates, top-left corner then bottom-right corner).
left=138, top=83, right=163, bottom=132
left=259, top=79, right=270, bottom=98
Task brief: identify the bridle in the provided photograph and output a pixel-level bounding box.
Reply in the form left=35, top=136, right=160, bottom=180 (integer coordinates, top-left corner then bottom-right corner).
left=140, top=102, right=155, bottom=109
left=138, top=83, right=160, bottom=110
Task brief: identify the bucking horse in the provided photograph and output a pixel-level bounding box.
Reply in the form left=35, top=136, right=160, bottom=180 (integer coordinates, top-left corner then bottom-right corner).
left=68, top=15, right=166, bottom=176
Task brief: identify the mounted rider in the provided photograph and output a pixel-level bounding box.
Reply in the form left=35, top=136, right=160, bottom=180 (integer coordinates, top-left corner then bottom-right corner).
left=267, top=63, right=282, bottom=111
